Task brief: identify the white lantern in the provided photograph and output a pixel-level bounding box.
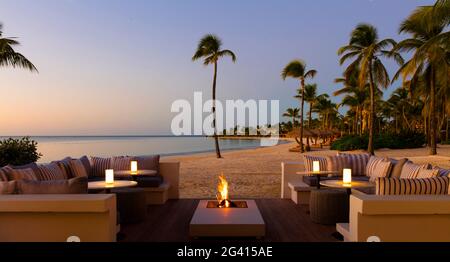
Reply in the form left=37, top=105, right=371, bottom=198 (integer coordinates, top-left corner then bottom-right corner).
left=313, top=161, right=320, bottom=173
left=131, top=161, right=138, bottom=174
left=343, top=169, right=352, bottom=184
left=105, top=169, right=114, bottom=184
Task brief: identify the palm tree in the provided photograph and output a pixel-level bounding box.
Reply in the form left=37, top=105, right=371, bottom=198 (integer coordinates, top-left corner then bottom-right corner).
left=283, top=108, right=300, bottom=128
left=296, top=83, right=318, bottom=149
left=192, top=34, right=236, bottom=158
left=338, top=24, right=403, bottom=155
left=0, top=23, right=37, bottom=72
left=392, top=4, right=448, bottom=155
left=302, top=84, right=318, bottom=129
left=282, top=60, right=317, bottom=153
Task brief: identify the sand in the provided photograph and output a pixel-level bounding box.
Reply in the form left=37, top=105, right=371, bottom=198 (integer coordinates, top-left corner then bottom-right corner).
left=163, top=140, right=450, bottom=199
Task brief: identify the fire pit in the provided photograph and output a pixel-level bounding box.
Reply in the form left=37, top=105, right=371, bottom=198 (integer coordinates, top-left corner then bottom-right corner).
left=189, top=175, right=265, bottom=238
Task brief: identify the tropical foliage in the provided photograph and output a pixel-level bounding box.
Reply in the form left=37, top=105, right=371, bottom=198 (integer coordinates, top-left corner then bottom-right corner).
left=0, top=137, right=41, bottom=166
left=281, top=60, right=316, bottom=153
left=0, top=23, right=37, bottom=71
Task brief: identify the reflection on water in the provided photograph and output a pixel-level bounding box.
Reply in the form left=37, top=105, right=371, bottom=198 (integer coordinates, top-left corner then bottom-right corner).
left=0, top=136, right=282, bottom=163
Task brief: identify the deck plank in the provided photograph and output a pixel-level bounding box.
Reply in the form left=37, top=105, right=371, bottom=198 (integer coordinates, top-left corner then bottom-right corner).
left=120, top=199, right=337, bottom=242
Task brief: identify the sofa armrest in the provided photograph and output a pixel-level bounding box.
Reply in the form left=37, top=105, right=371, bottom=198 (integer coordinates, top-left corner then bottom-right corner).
left=351, top=194, right=450, bottom=215
left=348, top=194, right=450, bottom=242
left=281, top=162, right=304, bottom=199
left=0, top=194, right=117, bottom=242
left=160, top=161, right=180, bottom=199
left=0, top=194, right=115, bottom=212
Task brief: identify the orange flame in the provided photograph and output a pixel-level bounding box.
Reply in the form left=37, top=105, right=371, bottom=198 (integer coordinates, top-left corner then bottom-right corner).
left=217, top=174, right=230, bottom=208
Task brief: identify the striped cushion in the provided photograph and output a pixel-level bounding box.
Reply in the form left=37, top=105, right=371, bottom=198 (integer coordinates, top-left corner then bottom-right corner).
left=416, top=168, right=440, bottom=179
left=112, top=156, right=132, bottom=171
left=338, top=153, right=370, bottom=176
left=91, top=157, right=112, bottom=177
left=438, top=168, right=450, bottom=177
left=0, top=167, right=10, bottom=181
left=376, top=177, right=449, bottom=195
left=368, top=160, right=393, bottom=182
left=7, top=168, right=39, bottom=181
left=38, top=163, right=67, bottom=181
left=0, top=181, right=16, bottom=195
left=326, top=155, right=350, bottom=176
left=303, top=155, right=327, bottom=174
left=69, top=159, right=88, bottom=178
left=400, top=161, right=430, bottom=179
left=366, top=156, right=386, bottom=178
left=52, top=157, right=73, bottom=178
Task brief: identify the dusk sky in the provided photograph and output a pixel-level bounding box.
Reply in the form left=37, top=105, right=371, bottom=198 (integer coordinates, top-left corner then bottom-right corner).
left=0, top=0, right=434, bottom=136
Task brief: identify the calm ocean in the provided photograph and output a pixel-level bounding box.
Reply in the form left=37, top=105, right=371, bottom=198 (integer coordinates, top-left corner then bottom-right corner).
left=1, top=136, right=281, bottom=163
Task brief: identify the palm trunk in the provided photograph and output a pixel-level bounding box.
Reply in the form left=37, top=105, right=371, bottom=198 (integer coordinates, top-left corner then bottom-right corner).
left=212, top=62, right=222, bottom=158
left=368, top=62, right=375, bottom=155
left=307, top=102, right=313, bottom=148
left=446, top=116, right=449, bottom=142
left=299, top=79, right=305, bottom=153
left=429, top=67, right=437, bottom=155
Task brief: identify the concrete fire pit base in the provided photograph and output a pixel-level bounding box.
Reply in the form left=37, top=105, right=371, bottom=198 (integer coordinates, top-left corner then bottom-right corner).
left=189, top=200, right=265, bottom=238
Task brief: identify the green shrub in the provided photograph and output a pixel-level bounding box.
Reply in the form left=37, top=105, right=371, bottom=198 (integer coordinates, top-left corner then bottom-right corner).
left=0, top=137, right=41, bottom=166
left=330, top=135, right=367, bottom=151
left=331, top=131, right=425, bottom=151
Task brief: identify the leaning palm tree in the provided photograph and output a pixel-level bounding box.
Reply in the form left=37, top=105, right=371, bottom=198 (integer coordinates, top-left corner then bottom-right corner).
left=282, top=60, right=317, bottom=153
left=192, top=34, right=236, bottom=158
left=0, top=23, right=37, bottom=72
left=392, top=4, right=448, bottom=155
left=283, top=108, right=300, bottom=128
left=338, top=24, right=403, bottom=155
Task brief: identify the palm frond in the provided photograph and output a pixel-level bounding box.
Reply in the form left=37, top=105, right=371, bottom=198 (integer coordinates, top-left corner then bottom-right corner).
left=218, top=49, right=236, bottom=62
left=281, top=60, right=306, bottom=80
left=339, top=51, right=360, bottom=65
left=304, top=69, right=317, bottom=79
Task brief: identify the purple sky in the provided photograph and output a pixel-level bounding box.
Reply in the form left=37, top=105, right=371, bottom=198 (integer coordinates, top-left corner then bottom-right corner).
left=0, top=0, right=434, bottom=135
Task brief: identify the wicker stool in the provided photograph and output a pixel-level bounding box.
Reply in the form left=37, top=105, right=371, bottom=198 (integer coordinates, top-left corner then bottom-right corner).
left=112, top=188, right=147, bottom=224
left=309, top=189, right=349, bottom=225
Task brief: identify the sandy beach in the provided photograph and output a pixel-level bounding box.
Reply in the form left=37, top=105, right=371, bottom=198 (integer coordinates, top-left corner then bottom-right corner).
left=163, top=141, right=450, bottom=199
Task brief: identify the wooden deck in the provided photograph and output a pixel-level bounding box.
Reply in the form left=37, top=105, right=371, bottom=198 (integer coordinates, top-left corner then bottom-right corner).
left=120, top=199, right=338, bottom=242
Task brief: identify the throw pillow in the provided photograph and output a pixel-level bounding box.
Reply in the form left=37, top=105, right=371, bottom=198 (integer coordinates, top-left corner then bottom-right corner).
left=69, top=159, right=89, bottom=178
left=38, top=163, right=67, bottom=181
left=376, top=177, right=449, bottom=195
left=0, top=166, right=11, bottom=181
left=366, top=156, right=386, bottom=178
left=79, top=156, right=92, bottom=177
left=0, top=181, right=16, bottom=194
left=52, top=157, right=73, bottom=178
left=368, top=160, right=393, bottom=182
left=303, top=155, right=327, bottom=173
left=17, top=177, right=88, bottom=194
left=338, top=152, right=370, bottom=176
left=416, top=168, right=440, bottom=179
left=400, top=161, right=430, bottom=179
left=8, top=163, right=41, bottom=176
left=112, top=156, right=132, bottom=171
left=7, top=168, right=39, bottom=181
left=133, top=155, right=160, bottom=174
left=389, top=158, right=408, bottom=178
left=90, top=156, right=112, bottom=177
left=437, top=168, right=450, bottom=177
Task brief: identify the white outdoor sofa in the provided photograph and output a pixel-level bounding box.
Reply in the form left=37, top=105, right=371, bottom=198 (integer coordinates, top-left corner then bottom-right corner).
left=337, top=190, right=450, bottom=242
left=0, top=160, right=180, bottom=242
left=281, top=161, right=312, bottom=204
left=0, top=194, right=117, bottom=242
